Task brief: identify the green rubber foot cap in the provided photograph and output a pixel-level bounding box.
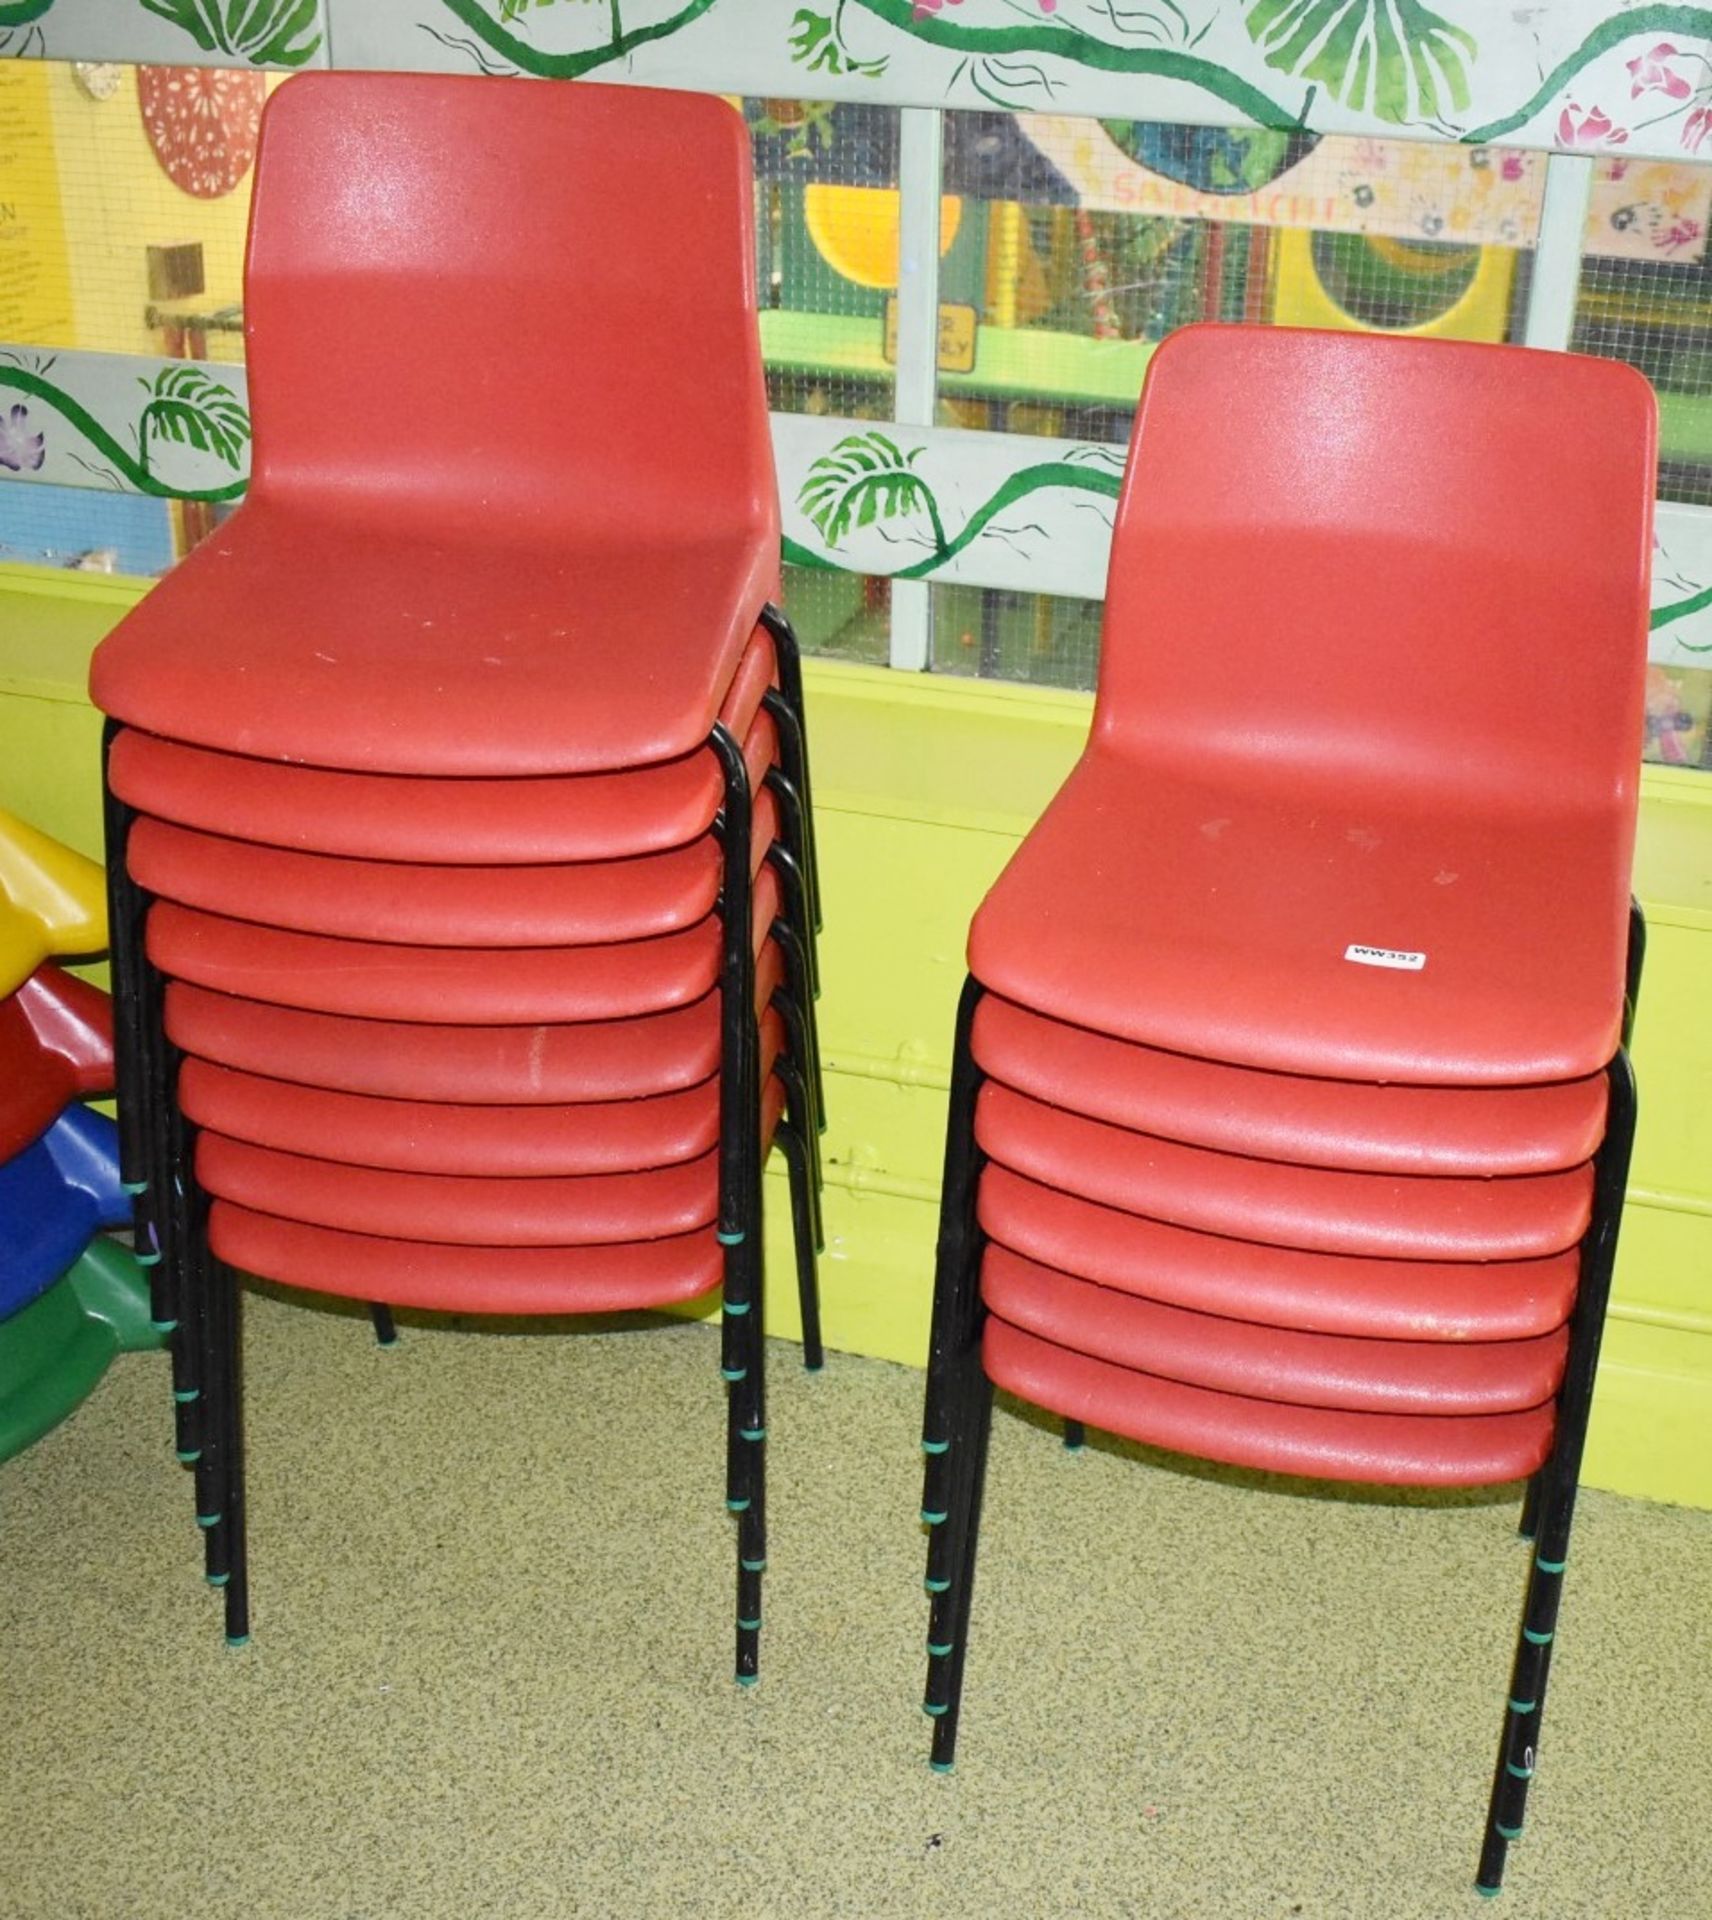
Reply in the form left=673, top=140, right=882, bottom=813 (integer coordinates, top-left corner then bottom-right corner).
left=804, top=1359, right=824, bottom=1372
left=921, top=1438, right=949, bottom=1455
left=196, top=1512, right=221, bottom=1530
left=1508, top=1698, right=1537, bottom=1716
left=735, top=1673, right=759, bottom=1688
left=1505, top=1762, right=1534, bottom=1781
left=741, top=1557, right=767, bottom=1574
left=921, top=1509, right=948, bottom=1526
left=1475, top=1886, right=1502, bottom=1900
left=173, top=1387, right=200, bottom=1404
left=929, top=1760, right=954, bottom=1775
left=717, top=1229, right=746, bottom=1247
left=927, top=1641, right=952, bottom=1658
left=1523, top=1628, right=1554, bottom=1646
left=176, top=1448, right=202, bottom=1465
left=726, top=1497, right=751, bottom=1513
left=123, top=1179, right=150, bottom=1195
left=225, top=1634, right=250, bottom=1651
left=206, top=1571, right=229, bottom=1588
left=149, top=1318, right=177, bottom=1334
left=740, top=1427, right=766, bottom=1443
left=720, top=1367, right=747, bottom=1383
left=137, top=1252, right=164, bottom=1268
left=738, top=1617, right=761, bottom=1632
left=723, top=1299, right=751, bottom=1317
left=1496, top=1824, right=1523, bottom=1842
left=924, top=1577, right=950, bottom=1594
left=923, top=1701, right=948, bottom=1718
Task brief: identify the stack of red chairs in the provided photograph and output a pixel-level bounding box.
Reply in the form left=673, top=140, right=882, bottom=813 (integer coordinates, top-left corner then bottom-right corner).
left=918, top=327, right=1654, bottom=1891
left=89, top=73, right=823, bottom=1683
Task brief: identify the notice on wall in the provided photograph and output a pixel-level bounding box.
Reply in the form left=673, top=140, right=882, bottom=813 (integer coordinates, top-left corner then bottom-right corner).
left=0, top=63, right=75, bottom=345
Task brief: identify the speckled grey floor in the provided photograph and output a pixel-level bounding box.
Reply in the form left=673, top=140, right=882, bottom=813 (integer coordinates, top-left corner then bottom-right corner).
left=3, top=1293, right=1709, bottom=1920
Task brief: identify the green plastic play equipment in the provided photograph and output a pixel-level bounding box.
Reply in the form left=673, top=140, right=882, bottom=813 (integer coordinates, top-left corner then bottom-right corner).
left=0, top=1236, right=162, bottom=1462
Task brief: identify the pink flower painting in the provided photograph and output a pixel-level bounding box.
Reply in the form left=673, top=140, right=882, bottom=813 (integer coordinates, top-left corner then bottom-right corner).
left=1627, top=42, right=1693, bottom=101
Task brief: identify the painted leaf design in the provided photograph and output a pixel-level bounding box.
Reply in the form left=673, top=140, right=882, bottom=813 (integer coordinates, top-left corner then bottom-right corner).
left=799, top=431, right=945, bottom=552
left=139, top=0, right=324, bottom=67
left=1243, top=0, right=1475, bottom=124
left=138, top=366, right=253, bottom=471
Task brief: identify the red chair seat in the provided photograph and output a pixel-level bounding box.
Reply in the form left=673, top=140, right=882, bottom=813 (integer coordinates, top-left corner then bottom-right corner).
left=978, top=1166, right=1580, bottom=1342
left=983, top=1317, right=1555, bottom=1487
left=982, top=1244, right=1568, bottom=1416
left=128, top=786, right=778, bottom=948
left=196, top=1076, right=784, bottom=1244
left=145, top=866, right=780, bottom=1025
left=976, top=1083, right=1591, bottom=1263
left=0, top=966, right=114, bottom=1159
left=108, top=685, right=778, bottom=864
left=177, top=1011, right=784, bottom=1176
left=91, top=507, right=778, bottom=779
left=972, top=993, right=1606, bottom=1177
left=210, top=1202, right=724, bottom=1314
left=969, top=754, right=1632, bottom=1087
left=163, top=942, right=786, bottom=1104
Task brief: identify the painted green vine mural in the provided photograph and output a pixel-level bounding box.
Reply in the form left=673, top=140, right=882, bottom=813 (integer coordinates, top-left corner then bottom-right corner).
left=0, top=357, right=250, bottom=501
left=382, top=1, right=1712, bottom=160
left=787, top=429, right=1122, bottom=579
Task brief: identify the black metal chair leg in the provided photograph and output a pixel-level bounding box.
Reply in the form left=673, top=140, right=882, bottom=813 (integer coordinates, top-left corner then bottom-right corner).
left=766, top=842, right=819, bottom=1002
left=773, top=1057, right=823, bottom=1251
left=1477, top=1048, right=1638, bottom=1894
left=925, top=1370, right=994, bottom=1772
left=772, top=1118, right=822, bottom=1370
left=919, top=978, right=989, bottom=1750
left=770, top=917, right=825, bottom=1135
left=368, top=1302, right=399, bottom=1347
left=764, top=766, right=819, bottom=983
left=758, top=605, right=821, bottom=934
left=212, top=1251, right=250, bottom=1647
left=771, top=995, right=824, bottom=1201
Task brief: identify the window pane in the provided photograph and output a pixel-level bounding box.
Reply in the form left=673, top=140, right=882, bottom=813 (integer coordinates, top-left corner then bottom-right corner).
left=750, top=100, right=899, bottom=424
left=1571, top=157, right=1712, bottom=507
left=782, top=563, right=889, bottom=667
left=935, top=117, right=1539, bottom=442
left=931, top=585, right=1100, bottom=692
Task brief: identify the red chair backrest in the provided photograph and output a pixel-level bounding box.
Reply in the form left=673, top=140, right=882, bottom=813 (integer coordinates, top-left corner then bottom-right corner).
left=1097, top=327, right=1656, bottom=813
left=242, top=73, right=776, bottom=547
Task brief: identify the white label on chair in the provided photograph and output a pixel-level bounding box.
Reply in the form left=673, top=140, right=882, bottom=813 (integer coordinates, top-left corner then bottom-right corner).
left=1344, top=944, right=1426, bottom=971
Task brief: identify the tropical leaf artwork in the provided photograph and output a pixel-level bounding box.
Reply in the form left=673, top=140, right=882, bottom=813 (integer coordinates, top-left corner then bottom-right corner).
left=799, top=431, right=948, bottom=556
left=138, top=0, right=324, bottom=67
left=1243, top=0, right=1476, bottom=125
left=136, top=365, right=252, bottom=473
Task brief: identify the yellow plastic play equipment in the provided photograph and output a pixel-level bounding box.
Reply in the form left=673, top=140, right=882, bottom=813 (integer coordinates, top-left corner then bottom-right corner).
left=1269, top=226, right=1516, bottom=342
left=0, top=808, right=107, bottom=993
left=802, top=184, right=962, bottom=289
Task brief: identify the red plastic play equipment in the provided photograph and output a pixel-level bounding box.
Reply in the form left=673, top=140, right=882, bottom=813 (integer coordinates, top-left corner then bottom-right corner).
left=917, top=325, right=1654, bottom=1896
left=89, top=72, right=824, bottom=1685
left=0, top=966, right=114, bottom=1161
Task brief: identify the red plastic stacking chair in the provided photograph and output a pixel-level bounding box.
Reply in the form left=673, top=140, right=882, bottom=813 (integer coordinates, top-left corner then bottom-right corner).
left=917, top=326, right=1655, bottom=1896
left=88, top=72, right=823, bottom=1684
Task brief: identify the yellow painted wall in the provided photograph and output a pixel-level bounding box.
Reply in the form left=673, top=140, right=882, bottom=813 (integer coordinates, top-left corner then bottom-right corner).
left=3, top=560, right=1708, bottom=1510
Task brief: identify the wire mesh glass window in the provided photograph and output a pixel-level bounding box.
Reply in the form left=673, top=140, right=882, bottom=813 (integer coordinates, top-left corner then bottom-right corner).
left=781, top=562, right=890, bottom=667
left=932, top=117, right=1539, bottom=443
left=930, top=584, right=1101, bottom=692
left=1570, top=156, right=1712, bottom=506
left=749, top=99, right=899, bottom=423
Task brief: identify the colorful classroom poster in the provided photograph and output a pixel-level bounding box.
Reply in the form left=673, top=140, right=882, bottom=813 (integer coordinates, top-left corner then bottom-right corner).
left=0, top=63, right=75, bottom=345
